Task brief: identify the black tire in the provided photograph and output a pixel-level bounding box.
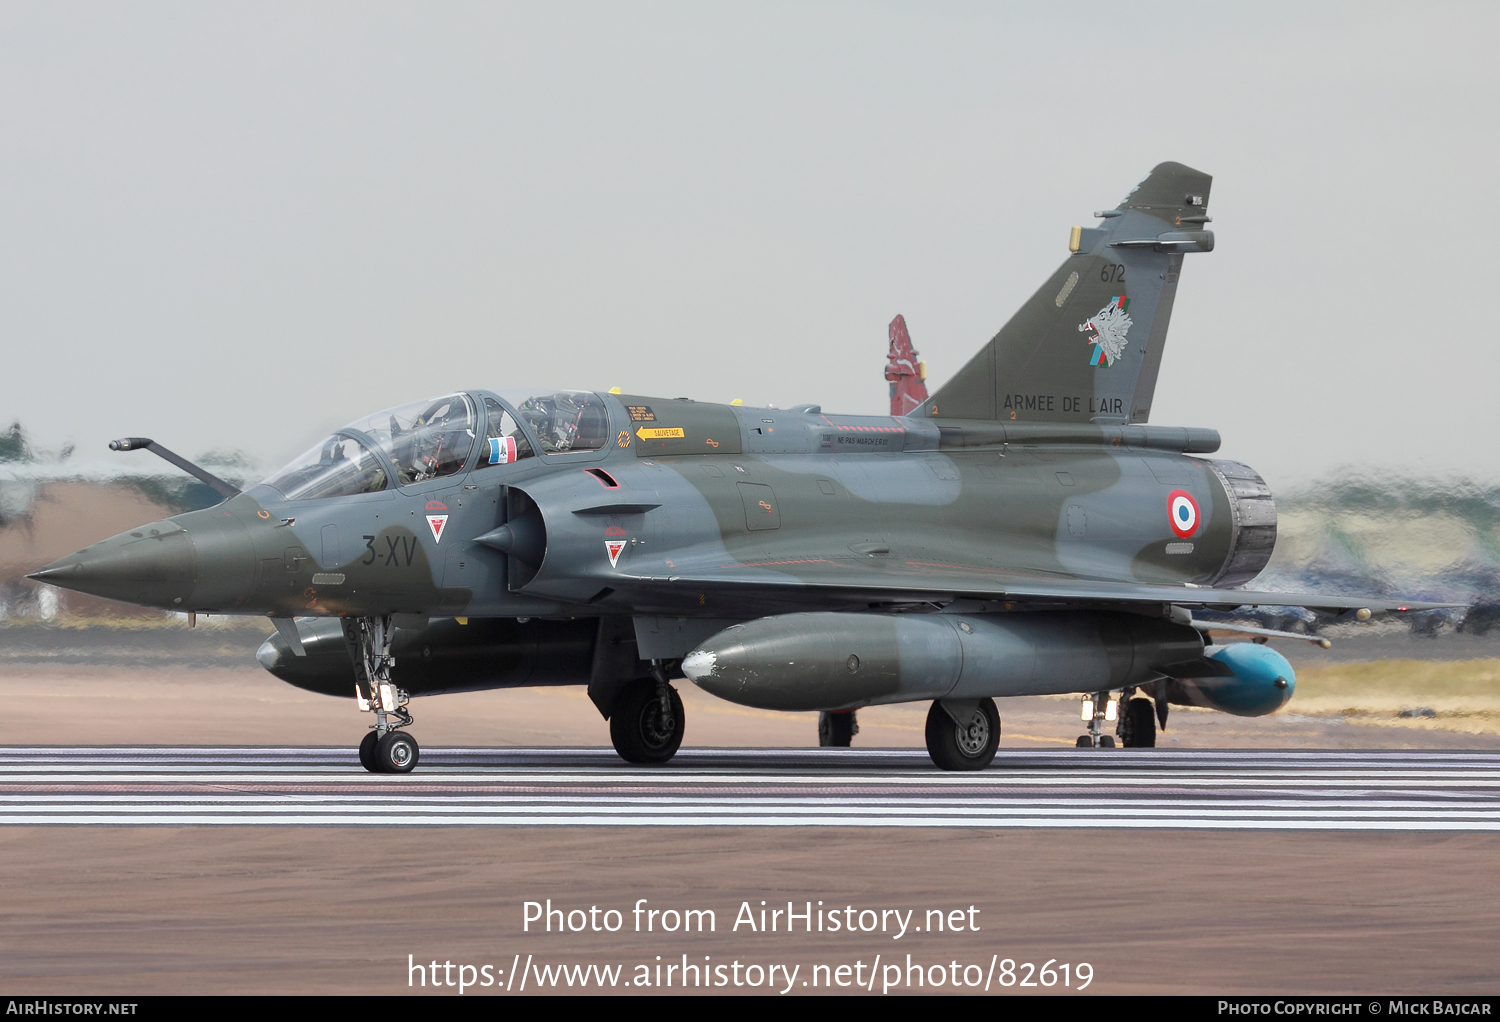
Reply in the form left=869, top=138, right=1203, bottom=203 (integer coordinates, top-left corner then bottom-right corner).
left=818, top=711, right=858, bottom=748
left=609, top=678, right=685, bottom=764
left=376, top=730, right=420, bottom=774
left=924, top=699, right=1000, bottom=771
left=1098, top=735, right=1116, bottom=748
left=1120, top=698, right=1157, bottom=748
left=1076, top=735, right=1093, bottom=748
left=358, top=730, right=381, bottom=772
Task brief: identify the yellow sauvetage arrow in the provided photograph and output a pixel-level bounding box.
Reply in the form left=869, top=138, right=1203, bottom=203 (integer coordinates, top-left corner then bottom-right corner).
left=635, top=426, right=685, bottom=440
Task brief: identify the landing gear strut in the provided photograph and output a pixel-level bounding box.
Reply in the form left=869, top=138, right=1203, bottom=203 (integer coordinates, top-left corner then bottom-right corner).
left=347, top=615, right=420, bottom=774
left=818, top=710, right=859, bottom=748
left=609, top=661, right=685, bottom=764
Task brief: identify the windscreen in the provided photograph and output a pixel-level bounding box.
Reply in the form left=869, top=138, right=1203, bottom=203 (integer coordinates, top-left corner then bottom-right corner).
left=341, top=394, right=477, bottom=486
left=263, top=435, right=388, bottom=501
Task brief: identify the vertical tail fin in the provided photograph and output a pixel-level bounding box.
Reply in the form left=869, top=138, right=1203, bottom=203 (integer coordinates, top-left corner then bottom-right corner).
left=920, top=162, right=1213, bottom=424
left=885, top=314, right=929, bottom=416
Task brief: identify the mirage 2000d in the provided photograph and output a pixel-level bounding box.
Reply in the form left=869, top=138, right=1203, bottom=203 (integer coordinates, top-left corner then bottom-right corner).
left=29, top=162, right=1441, bottom=773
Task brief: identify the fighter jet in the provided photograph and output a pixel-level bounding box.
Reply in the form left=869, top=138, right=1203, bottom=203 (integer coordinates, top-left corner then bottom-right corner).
left=28, top=162, right=1444, bottom=773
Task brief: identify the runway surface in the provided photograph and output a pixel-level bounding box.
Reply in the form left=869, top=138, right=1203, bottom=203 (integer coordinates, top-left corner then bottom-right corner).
left=3, top=746, right=1500, bottom=829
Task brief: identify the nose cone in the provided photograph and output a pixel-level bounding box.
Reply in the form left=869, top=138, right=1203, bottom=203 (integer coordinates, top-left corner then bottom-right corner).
left=28, top=520, right=195, bottom=608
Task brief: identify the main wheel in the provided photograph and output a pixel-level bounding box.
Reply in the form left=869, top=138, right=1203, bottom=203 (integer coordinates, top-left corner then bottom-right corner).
left=924, top=699, right=1000, bottom=771
left=818, top=711, right=858, bottom=748
left=375, top=730, right=420, bottom=774
left=609, top=678, right=685, bottom=764
left=1120, top=697, right=1157, bottom=748
left=358, top=730, right=381, bottom=773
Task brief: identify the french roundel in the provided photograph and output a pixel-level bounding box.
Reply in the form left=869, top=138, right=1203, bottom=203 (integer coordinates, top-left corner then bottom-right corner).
left=1168, top=490, right=1199, bottom=538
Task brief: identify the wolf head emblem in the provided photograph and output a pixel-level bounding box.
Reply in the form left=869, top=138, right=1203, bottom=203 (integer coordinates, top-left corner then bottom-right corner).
left=1080, top=296, right=1132, bottom=367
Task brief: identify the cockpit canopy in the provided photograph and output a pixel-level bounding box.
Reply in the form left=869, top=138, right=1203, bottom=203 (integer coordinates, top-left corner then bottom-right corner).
left=262, top=394, right=476, bottom=501
left=502, top=389, right=611, bottom=454
left=261, top=390, right=611, bottom=501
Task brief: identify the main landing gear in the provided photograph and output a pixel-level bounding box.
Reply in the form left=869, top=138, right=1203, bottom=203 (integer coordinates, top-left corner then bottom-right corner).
left=348, top=615, right=421, bottom=774
left=609, top=662, right=685, bottom=764
left=925, top=698, right=1000, bottom=771
left=1118, top=696, right=1157, bottom=748
left=818, top=710, right=859, bottom=747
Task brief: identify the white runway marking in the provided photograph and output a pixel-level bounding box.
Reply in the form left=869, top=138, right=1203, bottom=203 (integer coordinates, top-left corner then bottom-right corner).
left=1, top=747, right=1498, bottom=830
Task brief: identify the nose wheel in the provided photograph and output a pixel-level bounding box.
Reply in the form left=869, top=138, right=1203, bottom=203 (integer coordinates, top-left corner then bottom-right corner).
left=358, top=730, right=379, bottom=771
left=359, top=728, right=420, bottom=773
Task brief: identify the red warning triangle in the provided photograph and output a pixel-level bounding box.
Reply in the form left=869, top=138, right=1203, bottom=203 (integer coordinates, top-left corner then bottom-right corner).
left=605, top=539, right=627, bottom=567
left=426, top=515, right=449, bottom=543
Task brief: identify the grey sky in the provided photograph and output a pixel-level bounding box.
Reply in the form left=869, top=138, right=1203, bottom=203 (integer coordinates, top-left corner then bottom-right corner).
left=2, top=2, right=1495, bottom=494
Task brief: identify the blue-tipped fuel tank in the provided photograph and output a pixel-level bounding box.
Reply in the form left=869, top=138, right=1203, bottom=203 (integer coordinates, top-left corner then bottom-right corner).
left=1164, top=642, right=1296, bottom=717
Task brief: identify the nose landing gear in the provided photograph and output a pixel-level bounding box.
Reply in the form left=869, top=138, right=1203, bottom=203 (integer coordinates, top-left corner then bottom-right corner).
left=347, top=615, right=420, bottom=774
